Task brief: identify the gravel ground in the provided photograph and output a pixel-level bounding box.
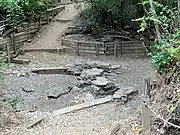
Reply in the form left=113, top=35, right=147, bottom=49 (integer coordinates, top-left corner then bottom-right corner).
left=4, top=52, right=155, bottom=112
left=1, top=52, right=156, bottom=135
left=4, top=74, right=77, bottom=112
left=2, top=99, right=142, bottom=135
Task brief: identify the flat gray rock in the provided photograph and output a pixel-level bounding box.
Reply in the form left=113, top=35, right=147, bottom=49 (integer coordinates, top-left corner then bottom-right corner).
left=113, top=87, right=137, bottom=100
left=111, top=65, right=121, bottom=69
left=92, top=77, right=109, bottom=87
left=81, top=68, right=104, bottom=77
left=72, top=86, right=82, bottom=92
left=123, top=87, right=138, bottom=96
left=97, top=62, right=110, bottom=68
left=81, top=93, right=94, bottom=102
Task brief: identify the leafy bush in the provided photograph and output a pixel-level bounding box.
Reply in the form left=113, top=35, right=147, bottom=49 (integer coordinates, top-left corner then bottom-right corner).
left=0, top=0, right=47, bottom=28
left=81, top=0, right=141, bottom=32
left=137, top=1, right=180, bottom=79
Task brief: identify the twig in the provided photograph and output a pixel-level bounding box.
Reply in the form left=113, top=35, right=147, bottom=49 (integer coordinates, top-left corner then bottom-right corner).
left=110, top=123, right=121, bottom=135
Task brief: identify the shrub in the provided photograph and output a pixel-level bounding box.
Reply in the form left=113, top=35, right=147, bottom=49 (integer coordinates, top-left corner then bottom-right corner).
left=0, top=0, right=47, bottom=28
left=81, top=0, right=141, bottom=31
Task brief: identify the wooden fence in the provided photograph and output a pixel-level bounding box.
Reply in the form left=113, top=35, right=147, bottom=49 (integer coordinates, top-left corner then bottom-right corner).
left=62, top=39, right=147, bottom=56
left=0, top=5, right=65, bottom=62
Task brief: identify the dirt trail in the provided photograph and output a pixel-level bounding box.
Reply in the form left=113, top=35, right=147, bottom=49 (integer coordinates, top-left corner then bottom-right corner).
left=26, top=4, right=78, bottom=49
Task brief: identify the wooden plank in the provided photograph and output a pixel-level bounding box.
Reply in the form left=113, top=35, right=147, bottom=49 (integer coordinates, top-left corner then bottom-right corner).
left=56, top=19, right=72, bottom=23
left=18, top=24, right=39, bottom=33
left=31, top=67, right=68, bottom=74
left=123, top=49, right=146, bottom=53
left=19, top=48, right=64, bottom=53
left=117, top=41, right=142, bottom=44
left=124, top=46, right=146, bottom=50
left=0, top=19, right=8, bottom=25
left=15, top=29, right=38, bottom=37
left=27, top=117, right=44, bottom=129
left=15, top=38, right=27, bottom=45
left=0, top=38, right=11, bottom=45
left=62, top=39, right=104, bottom=45
left=11, top=58, right=30, bottom=64
left=47, top=5, right=65, bottom=12
left=53, top=96, right=112, bottom=115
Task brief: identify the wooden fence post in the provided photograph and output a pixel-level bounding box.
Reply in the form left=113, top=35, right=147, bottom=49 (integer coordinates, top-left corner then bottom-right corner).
left=12, top=31, right=16, bottom=54
left=114, top=42, right=117, bottom=58
left=76, top=42, right=80, bottom=56
left=39, top=15, right=42, bottom=30
left=6, top=44, right=11, bottom=63
left=96, top=43, right=99, bottom=58
left=142, top=78, right=151, bottom=135
left=27, top=21, right=30, bottom=41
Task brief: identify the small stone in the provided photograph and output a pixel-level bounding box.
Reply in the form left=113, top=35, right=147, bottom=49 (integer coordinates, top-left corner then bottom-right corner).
left=97, top=62, right=110, bottom=68
left=88, top=63, right=98, bottom=68
left=11, top=70, right=19, bottom=74
left=90, top=85, right=101, bottom=93
left=47, top=92, right=59, bottom=99
left=76, top=81, right=83, bottom=88
left=81, top=68, right=104, bottom=77
left=92, top=77, right=109, bottom=87
left=77, top=76, right=82, bottom=80
left=73, top=71, right=81, bottom=76
left=66, top=67, right=80, bottom=75
left=113, top=92, right=124, bottom=99
left=72, top=86, right=82, bottom=92
left=120, top=96, right=128, bottom=104
left=111, top=65, right=121, bottom=69
left=122, top=87, right=138, bottom=96
left=17, top=72, right=29, bottom=77
left=103, top=83, right=116, bottom=91
left=81, top=93, right=94, bottom=102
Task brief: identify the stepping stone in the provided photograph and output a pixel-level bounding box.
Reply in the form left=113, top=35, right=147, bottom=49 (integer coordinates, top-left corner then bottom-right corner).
left=92, top=77, right=109, bottom=87
left=111, top=65, right=121, bottom=69
left=113, top=87, right=138, bottom=100
left=81, top=68, right=104, bottom=77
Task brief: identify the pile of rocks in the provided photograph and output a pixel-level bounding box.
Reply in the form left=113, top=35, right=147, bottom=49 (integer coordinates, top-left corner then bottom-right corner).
left=67, top=63, right=122, bottom=97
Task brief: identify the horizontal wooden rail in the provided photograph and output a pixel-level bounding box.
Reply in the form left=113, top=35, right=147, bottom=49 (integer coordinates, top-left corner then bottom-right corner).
left=62, top=38, right=147, bottom=56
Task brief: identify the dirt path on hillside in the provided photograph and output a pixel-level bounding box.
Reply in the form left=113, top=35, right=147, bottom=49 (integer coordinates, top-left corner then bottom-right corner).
left=1, top=4, right=156, bottom=135
left=26, top=4, right=78, bottom=49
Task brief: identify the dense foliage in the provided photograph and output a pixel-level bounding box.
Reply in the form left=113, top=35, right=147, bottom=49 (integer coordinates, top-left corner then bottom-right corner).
left=81, top=0, right=143, bottom=32
left=137, top=1, right=179, bottom=80
left=0, top=0, right=47, bottom=28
